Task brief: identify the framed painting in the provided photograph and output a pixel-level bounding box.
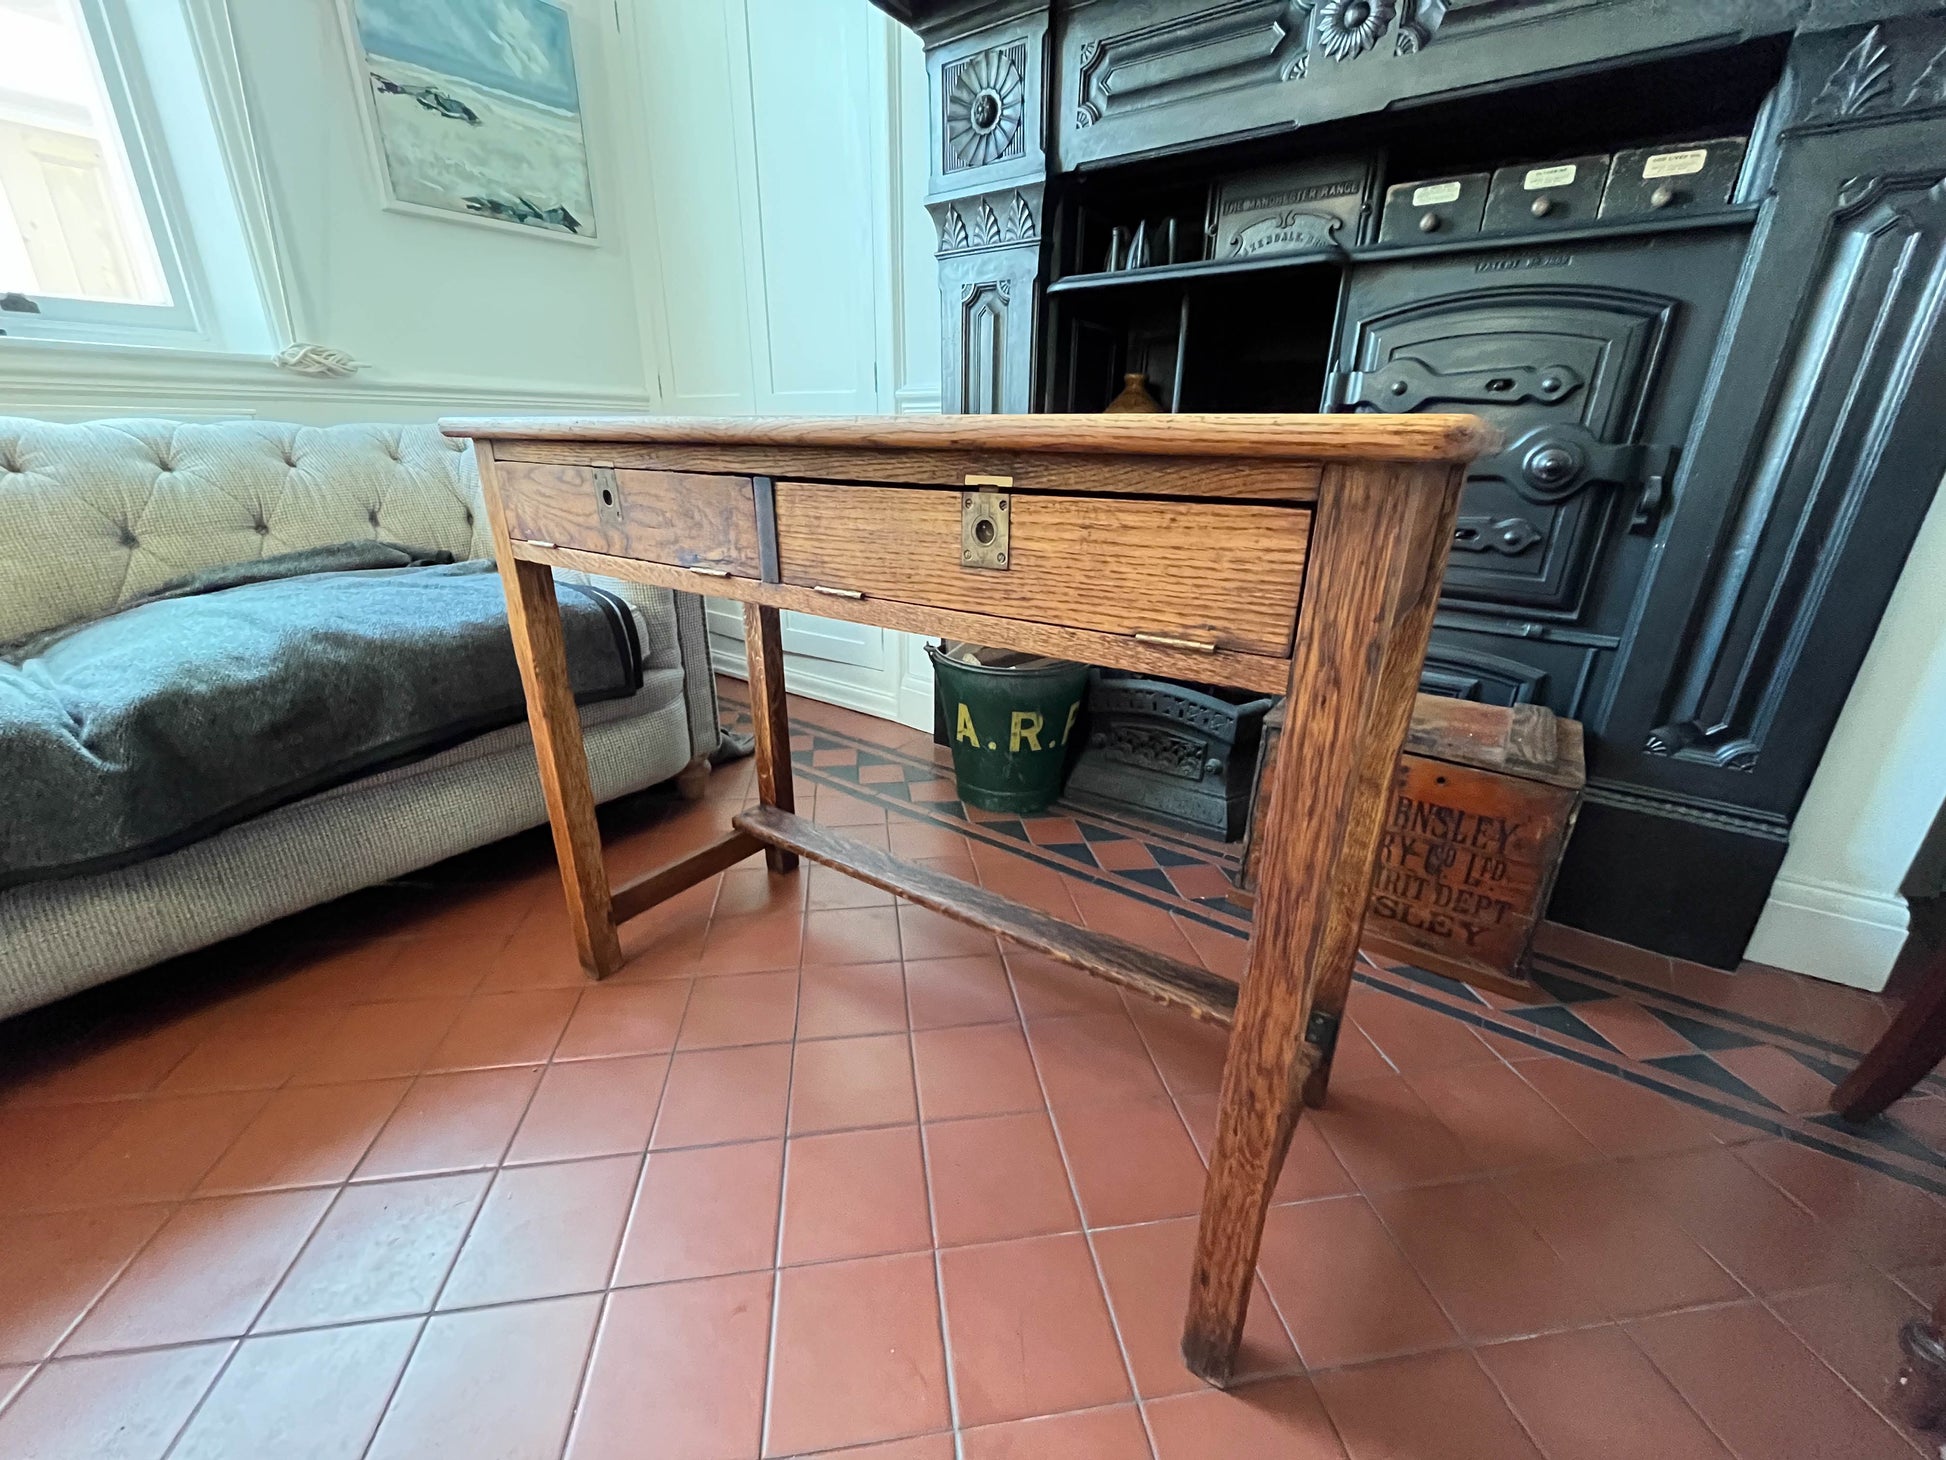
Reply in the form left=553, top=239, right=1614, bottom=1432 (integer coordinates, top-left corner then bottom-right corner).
left=337, top=0, right=598, bottom=242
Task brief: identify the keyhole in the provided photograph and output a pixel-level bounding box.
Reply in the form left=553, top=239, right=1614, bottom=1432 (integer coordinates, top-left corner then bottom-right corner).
left=1484, top=377, right=1515, bottom=393
left=973, top=517, right=996, bottom=545
left=600, top=487, right=614, bottom=506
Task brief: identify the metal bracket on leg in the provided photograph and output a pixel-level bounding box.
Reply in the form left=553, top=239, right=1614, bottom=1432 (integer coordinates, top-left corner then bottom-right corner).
left=1304, top=1007, right=1341, bottom=1064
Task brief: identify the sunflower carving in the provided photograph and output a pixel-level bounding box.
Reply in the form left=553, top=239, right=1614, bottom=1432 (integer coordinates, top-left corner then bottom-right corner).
left=1316, top=0, right=1396, bottom=62
left=944, top=44, right=1028, bottom=173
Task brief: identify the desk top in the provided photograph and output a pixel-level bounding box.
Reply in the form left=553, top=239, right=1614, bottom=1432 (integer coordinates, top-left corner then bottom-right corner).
left=440, top=411, right=1501, bottom=465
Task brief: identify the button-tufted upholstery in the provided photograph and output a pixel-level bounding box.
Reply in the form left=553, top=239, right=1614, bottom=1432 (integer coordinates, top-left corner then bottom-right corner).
left=0, top=418, right=496, bottom=644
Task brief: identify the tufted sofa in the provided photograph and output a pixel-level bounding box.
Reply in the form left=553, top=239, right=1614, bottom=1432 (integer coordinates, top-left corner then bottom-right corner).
left=0, top=417, right=718, bottom=1018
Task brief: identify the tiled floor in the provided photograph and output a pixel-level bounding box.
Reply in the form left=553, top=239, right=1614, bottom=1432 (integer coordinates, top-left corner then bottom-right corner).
left=0, top=688, right=1942, bottom=1459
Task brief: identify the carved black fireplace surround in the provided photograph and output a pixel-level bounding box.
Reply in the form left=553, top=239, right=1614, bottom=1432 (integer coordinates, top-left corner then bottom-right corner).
left=871, top=0, right=1946, bottom=969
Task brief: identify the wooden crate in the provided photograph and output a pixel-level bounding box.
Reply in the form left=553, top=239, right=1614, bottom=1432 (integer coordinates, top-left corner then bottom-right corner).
left=1235, top=695, right=1584, bottom=998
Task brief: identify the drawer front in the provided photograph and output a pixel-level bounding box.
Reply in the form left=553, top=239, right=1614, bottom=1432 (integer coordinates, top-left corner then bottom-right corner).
left=496, top=462, right=761, bottom=575
left=772, top=482, right=1309, bottom=658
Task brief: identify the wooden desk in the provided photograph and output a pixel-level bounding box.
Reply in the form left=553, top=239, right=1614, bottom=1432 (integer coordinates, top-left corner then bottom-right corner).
left=442, top=411, right=1499, bottom=1385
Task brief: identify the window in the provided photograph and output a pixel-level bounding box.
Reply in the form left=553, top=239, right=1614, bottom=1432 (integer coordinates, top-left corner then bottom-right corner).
left=0, top=0, right=271, bottom=350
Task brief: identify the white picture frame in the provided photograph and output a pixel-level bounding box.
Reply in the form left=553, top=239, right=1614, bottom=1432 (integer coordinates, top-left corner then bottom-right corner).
left=334, top=0, right=599, bottom=244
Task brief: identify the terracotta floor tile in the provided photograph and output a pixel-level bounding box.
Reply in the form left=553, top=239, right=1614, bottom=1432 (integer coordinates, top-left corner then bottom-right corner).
left=802, top=906, right=904, bottom=966
left=568, top=1272, right=772, bottom=1460
left=45, top=1089, right=272, bottom=1208
left=1476, top=1325, right=1731, bottom=1460
left=156, top=1007, right=349, bottom=1094
left=64, top=1187, right=333, bottom=1352
left=887, top=819, right=971, bottom=860
left=1256, top=1194, right=1457, bottom=1370
left=807, top=862, right=898, bottom=910
left=1372, top=1178, right=1612, bottom=1342
left=197, top=1077, right=409, bottom=1194
left=1008, top=950, right=1133, bottom=1022
left=1128, top=1003, right=1231, bottom=1097
left=422, top=988, right=577, bottom=1071
left=1146, top=1377, right=1348, bottom=1460
left=653, top=1043, right=793, bottom=1148
left=289, top=997, right=465, bottom=1084
left=904, top=954, right=1017, bottom=1030
left=767, top=1251, right=950, bottom=1455
left=373, top=928, right=506, bottom=1000
left=912, top=1023, right=1044, bottom=1122
left=0, top=1341, right=231, bottom=1460
left=1320, top=1017, right=1396, bottom=1083
left=2, top=1020, right=205, bottom=1107
left=1533, top=921, right=1672, bottom=985
left=614, top=1139, right=783, bottom=1286
left=1029, top=1012, right=1169, bottom=1110
left=963, top=1405, right=1154, bottom=1459
left=939, top=1232, right=1130, bottom=1428
left=782, top=1124, right=932, bottom=1264
left=1307, top=1074, right=1479, bottom=1192
left=354, top=1066, right=541, bottom=1180
left=1313, top=1347, right=1544, bottom=1460
left=1710, top=1044, right=1838, bottom=1115
left=924, top=1111, right=1079, bottom=1247
left=1347, top=994, right=1499, bottom=1076
left=1571, top=999, right=1706, bottom=1061
left=1094, top=1216, right=1296, bottom=1398
left=899, top=903, right=1001, bottom=961
left=1403, top=1062, right=1603, bottom=1172
left=1737, top=1139, right=1946, bottom=1273
left=437, top=1154, right=637, bottom=1308
left=677, top=969, right=801, bottom=1050
left=0, top=1364, right=29, bottom=1410
left=1497, top=1163, right=1745, bottom=1319
left=1633, top=1146, right=1873, bottom=1294
left=713, top=863, right=804, bottom=918
left=257, top=1172, right=488, bottom=1330
left=696, top=908, right=804, bottom=975
left=1629, top=1299, right=1916, bottom=1460
left=799, top=961, right=910, bottom=1039
left=0, top=1103, right=126, bottom=1213
left=0, top=1205, right=172, bottom=1363
left=1770, top=1274, right=1928, bottom=1437
left=811, top=1436, right=956, bottom=1460
left=1516, top=1058, right=1741, bottom=1157
left=365, top=1292, right=600, bottom=1460
left=1054, top=1098, right=1208, bottom=1229
left=505, top=1054, right=666, bottom=1165
left=815, top=787, right=888, bottom=826
left=789, top=1033, right=917, bottom=1133
left=554, top=980, right=691, bottom=1060
left=169, top=1317, right=419, bottom=1460
left=1176, top=1094, right=1356, bottom=1205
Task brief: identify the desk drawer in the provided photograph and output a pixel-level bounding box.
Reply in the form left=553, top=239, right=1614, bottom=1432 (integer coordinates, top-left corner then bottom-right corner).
left=773, top=482, right=1309, bottom=658
left=496, top=462, right=762, bottom=575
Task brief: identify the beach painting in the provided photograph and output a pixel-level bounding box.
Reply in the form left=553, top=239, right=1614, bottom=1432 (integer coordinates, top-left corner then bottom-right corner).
left=341, top=0, right=596, bottom=240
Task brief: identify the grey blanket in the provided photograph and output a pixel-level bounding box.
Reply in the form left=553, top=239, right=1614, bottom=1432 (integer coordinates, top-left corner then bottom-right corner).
left=0, top=543, right=639, bottom=888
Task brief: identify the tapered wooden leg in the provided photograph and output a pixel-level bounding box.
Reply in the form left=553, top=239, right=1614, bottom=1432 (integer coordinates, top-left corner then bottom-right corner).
left=476, top=441, right=620, bottom=978
left=1832, top=941, right=1946, bottom=1121
left=498, top=555, right=623, bottom=977
left=1183, top=462, right=1461, bottom=1385
left=743, top=602, right=799, bottom=875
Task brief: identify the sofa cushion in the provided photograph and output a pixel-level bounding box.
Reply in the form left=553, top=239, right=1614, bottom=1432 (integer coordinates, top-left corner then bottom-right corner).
left=0, top=554, right=639, bottom=889
left=0, top=419, right=485, bottom=643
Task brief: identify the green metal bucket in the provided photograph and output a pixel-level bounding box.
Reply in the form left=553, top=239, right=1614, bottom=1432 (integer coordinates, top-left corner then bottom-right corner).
left=928, top=647, right=1090, bottom=815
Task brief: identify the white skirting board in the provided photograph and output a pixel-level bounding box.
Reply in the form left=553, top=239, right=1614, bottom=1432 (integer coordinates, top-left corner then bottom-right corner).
left=1745, top=877, right=1911, bottom=993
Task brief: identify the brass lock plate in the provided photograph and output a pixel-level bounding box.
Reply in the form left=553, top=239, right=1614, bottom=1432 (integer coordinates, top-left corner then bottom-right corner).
left=592, top=464, right=624, bottom=529
left=961, top=476, right=1011, bottom=570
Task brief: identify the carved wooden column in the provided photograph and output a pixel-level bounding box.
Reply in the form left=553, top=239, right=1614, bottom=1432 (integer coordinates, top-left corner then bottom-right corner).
left=918, top=6, right=1052, bottom=414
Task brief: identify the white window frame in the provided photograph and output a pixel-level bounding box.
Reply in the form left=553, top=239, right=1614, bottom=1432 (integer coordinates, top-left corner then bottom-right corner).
left=0, top=0, right=275, bottom=353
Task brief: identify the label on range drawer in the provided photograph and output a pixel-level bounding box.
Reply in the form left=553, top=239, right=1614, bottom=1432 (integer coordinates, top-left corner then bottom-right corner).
left=1411, top=180, right=1465, bottom=206
left=1643, top=148, right=1709, bottom=179
left=1523, top=164, right=1578, bottom=190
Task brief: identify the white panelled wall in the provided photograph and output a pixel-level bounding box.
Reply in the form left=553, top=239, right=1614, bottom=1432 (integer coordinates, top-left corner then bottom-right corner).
left=631, top=0, right=941, bottom=728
